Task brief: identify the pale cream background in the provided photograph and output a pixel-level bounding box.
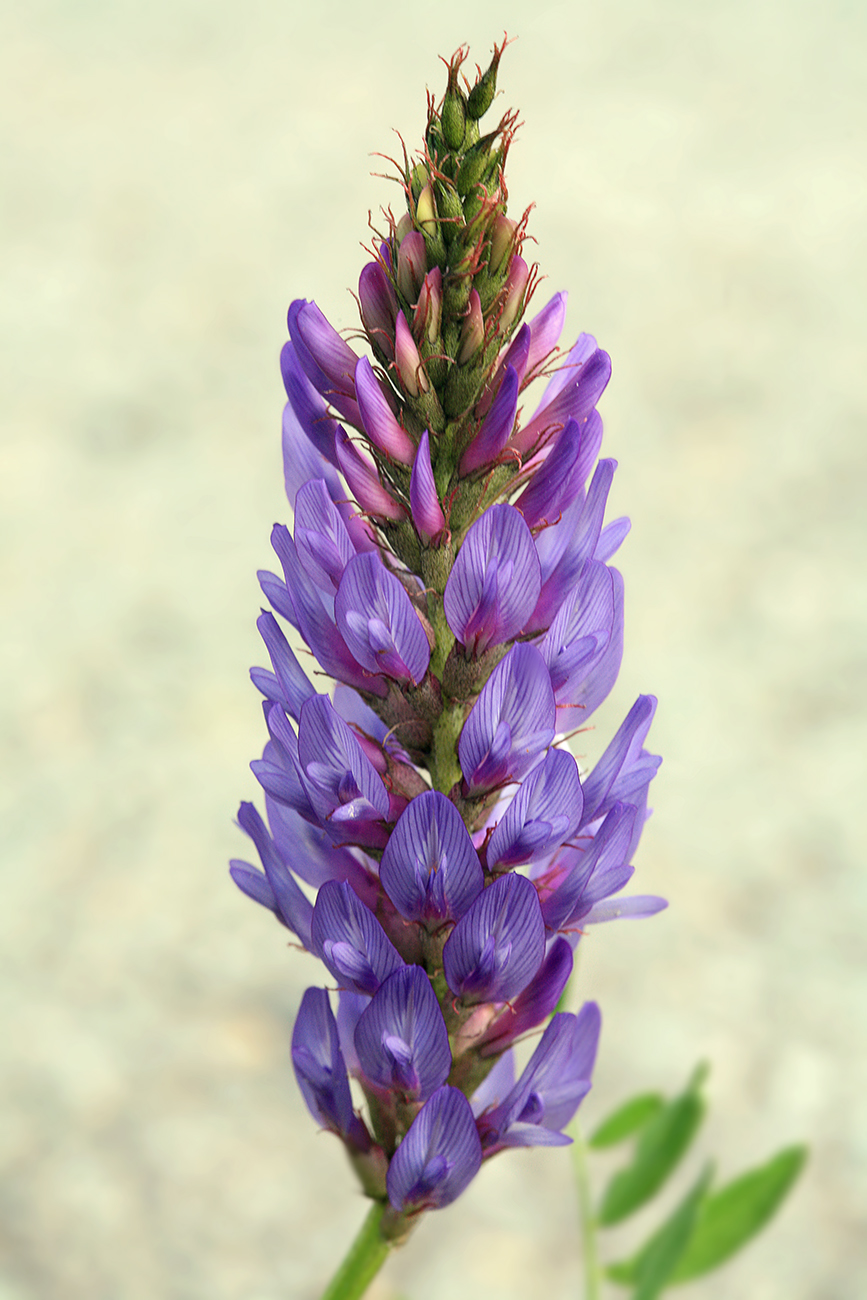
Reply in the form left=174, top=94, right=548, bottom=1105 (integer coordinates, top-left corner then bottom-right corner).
left=1, top=1, right=865, bottom=1297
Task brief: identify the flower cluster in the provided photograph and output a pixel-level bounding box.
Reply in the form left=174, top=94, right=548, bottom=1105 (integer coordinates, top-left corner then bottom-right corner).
left=231, top=40, right=664, bottom=1240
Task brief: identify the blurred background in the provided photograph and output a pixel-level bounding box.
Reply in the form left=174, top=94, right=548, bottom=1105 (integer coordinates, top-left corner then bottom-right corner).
left=1, top=1, right=865, bottom=1296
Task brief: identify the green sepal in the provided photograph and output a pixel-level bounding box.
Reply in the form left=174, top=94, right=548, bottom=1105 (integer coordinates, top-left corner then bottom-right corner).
left=668, top=1145, right=808, bottom=1283
left=606, top=1165, right=714, bottom=1298
left=588, top=1093, right=666, bottom=1149
left=597, top=1065, right=707, bottom=1226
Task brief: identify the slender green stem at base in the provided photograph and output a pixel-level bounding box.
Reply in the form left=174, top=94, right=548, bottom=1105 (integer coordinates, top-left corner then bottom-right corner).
left=571, top=1122, right=602, bottom=1300
left=319, top=1201, right=392, bottom=1300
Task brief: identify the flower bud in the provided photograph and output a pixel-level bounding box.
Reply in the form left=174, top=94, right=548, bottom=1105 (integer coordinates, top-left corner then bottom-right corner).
left=466, top=40, right=504, bottom=120
left=458, top=289, right=485, bottom=364
left=397, top=231, right=427, bottom=304
left=395, top=311, right=430, bottom=396
left=412, top=267, right=442, bottom=346
left=498, top=254, right=530, bottom=331
left=415, top=183, right=437, bottom=238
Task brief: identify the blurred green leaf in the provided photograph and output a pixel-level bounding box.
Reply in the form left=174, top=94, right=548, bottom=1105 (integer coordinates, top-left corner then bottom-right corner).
left=588, top=1094, right=665, bottom=1149
left=606, top=1164, right=714, bottom=1297
left=668, top=1145, right=808, bottom=1282
left=597, top=1066, right=707, bottom=1226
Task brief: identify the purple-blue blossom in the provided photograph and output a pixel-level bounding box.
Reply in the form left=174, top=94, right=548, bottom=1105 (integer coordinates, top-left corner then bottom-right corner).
left=229, top=40, right=664, bottom=1241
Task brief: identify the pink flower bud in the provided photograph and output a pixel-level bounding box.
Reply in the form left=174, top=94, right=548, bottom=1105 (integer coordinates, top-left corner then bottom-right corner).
left=458, top=289, right=485, bottom=364
left=395, top=311, right=429, bottom=396
left=499, top=255, right=530, bottom=331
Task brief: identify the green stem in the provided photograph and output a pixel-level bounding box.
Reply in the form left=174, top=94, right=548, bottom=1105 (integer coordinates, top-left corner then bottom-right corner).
left=571, top=1123, right=602, bottom=1300
left=319, top=1201, right=392, bottom=1300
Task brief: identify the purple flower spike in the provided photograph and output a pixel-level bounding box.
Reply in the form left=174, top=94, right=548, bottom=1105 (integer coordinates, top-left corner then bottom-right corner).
left=444, top=504, right=541, bottom=657
left=335, top=428, right=409, bottom=522
left=354, top=965, right=451, bottom=1100
left=294, top=478, right=357, bottom=597
left=311, top=880, right=404, bottom=996
left=292, top=987, right=369, bottom=1149
left=442, top=872, right=546, bottom=1005
left=410, top=430, right=446, bottom=544
left=355, top=356, right=416, bottom=464
left=460, top=365, right=519, bottom=475
left=458, top=644, right=556, bottom=795
left=335, top=552, right=431, bottom=685
left=297, top=695, right=391, bottom=841
left=359, top=259, right=398, bottom=361
left=487, top=747, right=583, bottom=870
left=386, top=1086, right=482, bottom=1212
left=479, top=1004, right=601, bottom=1152
left=380, top=790, right=484, bottom=923
left=250, top=611, right=316, bottom=723
left=229, top=801, right=313, bottom=948
left=580, top=694, right=660, bottom=828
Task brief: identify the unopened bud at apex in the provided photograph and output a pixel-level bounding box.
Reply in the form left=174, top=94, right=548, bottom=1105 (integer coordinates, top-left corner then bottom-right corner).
left=466, top=40, right=505, bottom=120
left=442, top=55, right=467, bottom=150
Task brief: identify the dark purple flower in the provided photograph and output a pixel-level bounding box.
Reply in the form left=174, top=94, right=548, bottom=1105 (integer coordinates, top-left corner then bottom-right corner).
left=458, top=644, right=556, bottom=795
left=335, top=428, right=409, bottom=522
left=355, top=356, right=416, bottom=464
left=459, top=365, right=519, bottom=474
left=335, top=552, right=431, bottom=686
left=477, top=1004, right=601, bottom=1152
left=292, top=987, right=369, bottom=1149
left=410, top=430, right=446, bottom=543
left=379, top=790, right=484, bottom=923
left=386, top=1085, right=482, bottom=1212
left=311, top=880, right=405, bottom=996
left=487, top=747, right=583, bottom=870
left=354, top=965, right=451, bottom=1100
left=442, top=872, right=546, bottom=1004
left=280, top=341, right=342, bottom=471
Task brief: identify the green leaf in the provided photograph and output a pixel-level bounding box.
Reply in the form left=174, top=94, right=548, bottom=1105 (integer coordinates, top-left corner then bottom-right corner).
left=668, top=1145, right=808, bottom=1282
left=606, top=1164, right=714, bottom=1298
left=597, top=1066, right=707, bottom=1227
left=588, top=1094, right=665, bottom=1149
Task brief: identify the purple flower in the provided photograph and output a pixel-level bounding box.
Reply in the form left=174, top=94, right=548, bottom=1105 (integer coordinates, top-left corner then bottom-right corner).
left=292, top=987, right=370, bottom=1150
left=442, top=872, right=546, bottom=1004
left=458, top=644, right=556, bottom=795
left=354, top=965, right=451, bottom=1100
left=296, top=695, right=391, bottom=846
left=311, top=880, right=405, bottom=996
left=386, top=1086, right=482, bottom=1212
left=410, top=430, right=446, bottom=543
left=355, top=356, right=417, bottom=464
left=335, top=552, right=431, bottom=686
left=379, top=790, right=483, bottom=922
left=444, top=504, right=541, bottom=656
left=476, top=1004, right=601, bottom=1152
left=487, top=747, right=583, bottom=869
